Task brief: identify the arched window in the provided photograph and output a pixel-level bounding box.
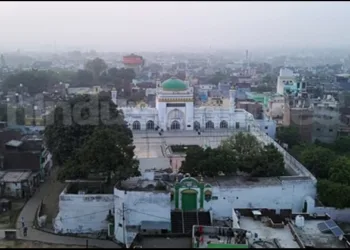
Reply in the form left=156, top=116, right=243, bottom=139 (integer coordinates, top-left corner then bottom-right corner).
left=132, top=121, right=141, bottom=130
left=171, top=120, right=181, bottom=130
left=205, top=121, right=214, bottom=129
left=220, top=120, right=228, bottom=129
left=146, top=120, right=154, bottom=130
left=194, top=121, right=200, bottom=130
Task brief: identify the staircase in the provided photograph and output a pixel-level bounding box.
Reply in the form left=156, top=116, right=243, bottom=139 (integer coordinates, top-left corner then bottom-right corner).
left=183, top=211, right=198, bottom=234
left=171, top=211, right=211, bottom=234
left=198, top=211, right=211, bottom=226
left=171, top=211, right=184, bottom=233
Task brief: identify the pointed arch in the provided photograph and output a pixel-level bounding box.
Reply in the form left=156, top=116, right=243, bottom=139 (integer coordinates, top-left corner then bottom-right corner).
left=205, top=120, right=214, bottom=129
left=220, top=120, right=228, bottom=129
left=171, top=120, right=181, bottom=130
left=194, top=121, right=201, bottom=130
left=132, top=121, right=141, bottom=130
left=146, top=120, right=154, bottom=130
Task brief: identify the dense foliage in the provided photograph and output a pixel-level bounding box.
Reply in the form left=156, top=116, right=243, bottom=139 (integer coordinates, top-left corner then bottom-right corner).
left=44, top=93, right=140, bottom=183
left=1, top=57, right=135, bottom=97
left=281, top=133, right=350, bottom=208
left=180, top=132, right=285, bottom=177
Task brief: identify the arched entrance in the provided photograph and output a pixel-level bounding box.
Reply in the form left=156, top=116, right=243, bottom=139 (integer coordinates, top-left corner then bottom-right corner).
left=205, top=121, right=214, bottom=129
left=132, top=121, right=141, bottom=130
left=181, top=189, right=198, bottom=211
left=171, top=120, right=181, bottom=130
left=220, top=120, right=228, bottom=129
left=146, top=120, right=154, bottom=130
left=194, top=121, right=200, bottom=130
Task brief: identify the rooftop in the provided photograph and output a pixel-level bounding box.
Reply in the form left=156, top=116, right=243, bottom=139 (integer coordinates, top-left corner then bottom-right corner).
left=118, top=177, right=168, bottom=192
left=5, top=140, right=23, bottom=148
left=293, top=219, right=346, bottom=248
left=239, top=216, right=299, bottom=248
left=0, top=170, right=32, bottom=183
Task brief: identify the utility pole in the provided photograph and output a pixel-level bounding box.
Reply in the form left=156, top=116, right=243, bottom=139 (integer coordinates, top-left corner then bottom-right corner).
left=122, top=203, right=126, bottom=248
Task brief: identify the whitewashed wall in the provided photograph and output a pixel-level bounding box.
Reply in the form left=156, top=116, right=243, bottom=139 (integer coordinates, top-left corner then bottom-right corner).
left=54, top=190, right=114, bottom=234
left=114, top=188, right=171, bottom=226
left=204, top=178, right=316, bottom=220
left=114, top=188, right=171, bottom=244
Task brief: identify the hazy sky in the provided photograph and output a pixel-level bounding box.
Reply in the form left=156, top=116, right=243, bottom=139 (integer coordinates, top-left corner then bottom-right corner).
left=0, top=1, right=349, bottom=52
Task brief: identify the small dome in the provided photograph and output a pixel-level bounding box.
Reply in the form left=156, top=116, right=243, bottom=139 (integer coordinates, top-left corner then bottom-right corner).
left=162, top=77, right=187, bottom=91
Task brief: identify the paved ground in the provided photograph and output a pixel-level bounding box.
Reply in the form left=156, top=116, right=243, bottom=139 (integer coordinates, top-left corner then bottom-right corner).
left=133, top=130, right=236, bottom=159
left=0, top=239, right=98, bottom=248
left=16, top=167, right=120, bottom=248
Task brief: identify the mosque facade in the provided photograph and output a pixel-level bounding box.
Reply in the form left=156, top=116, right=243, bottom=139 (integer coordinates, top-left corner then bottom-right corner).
left=118, top=77, right=252, bottom=131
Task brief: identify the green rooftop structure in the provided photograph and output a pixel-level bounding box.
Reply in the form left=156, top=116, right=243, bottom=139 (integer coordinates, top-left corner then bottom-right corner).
left=162, top=77, right=188, bottom=91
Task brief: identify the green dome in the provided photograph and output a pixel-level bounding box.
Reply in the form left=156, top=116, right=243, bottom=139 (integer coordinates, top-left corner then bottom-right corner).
left=162, top=77, right=187, bottom=91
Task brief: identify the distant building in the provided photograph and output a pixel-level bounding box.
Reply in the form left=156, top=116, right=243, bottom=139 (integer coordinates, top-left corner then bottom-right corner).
left=123, top=54, right=144, bottom=74
left=276, top=68, right=298, bottom=95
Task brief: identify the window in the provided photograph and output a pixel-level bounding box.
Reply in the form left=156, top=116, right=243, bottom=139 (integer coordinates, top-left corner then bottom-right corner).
left=235, top=122, right=240, bottom=129
left=166, top=103, right=185, bottom=107
left=329, top=129, right=333, bottom=132
left=265, top=126, right=268, bottom=130
left=316, top=128, right=321, bottom=131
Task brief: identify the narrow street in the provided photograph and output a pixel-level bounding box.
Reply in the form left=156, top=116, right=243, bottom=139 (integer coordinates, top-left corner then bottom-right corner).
left=16, top=168, right=120, bottom=248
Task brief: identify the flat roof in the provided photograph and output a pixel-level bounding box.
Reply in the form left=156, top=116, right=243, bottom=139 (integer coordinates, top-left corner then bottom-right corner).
left=293, top=219, right=346, bottom=248
left=239, top=217, right=299, bottom=248
left=5, top=140, right=23, bottom=147
left=0, top=170, right=32, bottom=182
left=203, top=176, right=282, bottom=187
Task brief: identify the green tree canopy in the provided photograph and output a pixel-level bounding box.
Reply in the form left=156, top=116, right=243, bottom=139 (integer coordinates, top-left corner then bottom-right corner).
left=44, top=93, right=128, bottom=167
left=180, top=132, right=285, bottom=178
left=58, top=127, right=140, bottom=184
left=300, top=145, right=336, bottom=178
left=276, top=126, right=300, bottom=148
left=329, top=156, right=350, bottom=185
left=2, top=70, right=59, bottom=95
left=85, top=57, right=108, bottom=83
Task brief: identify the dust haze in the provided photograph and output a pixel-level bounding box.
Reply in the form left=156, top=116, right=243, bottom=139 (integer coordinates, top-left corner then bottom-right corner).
left=0, top=1, right=348, bottom=52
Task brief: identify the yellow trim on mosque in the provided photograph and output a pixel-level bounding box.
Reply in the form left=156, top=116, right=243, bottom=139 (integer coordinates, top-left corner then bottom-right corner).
left=158, top=98, right=193, bottom=102
left=181, top=189, right=198, bottom=194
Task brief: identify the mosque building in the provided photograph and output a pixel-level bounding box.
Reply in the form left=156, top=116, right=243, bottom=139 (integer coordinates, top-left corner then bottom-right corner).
left=113, top=77, right=252, bottom=131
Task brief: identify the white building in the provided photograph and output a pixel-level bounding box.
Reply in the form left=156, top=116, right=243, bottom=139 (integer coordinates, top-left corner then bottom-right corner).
left=121, top=77, right=249, bottom=131
left=276, top=68, right=297, bottom=95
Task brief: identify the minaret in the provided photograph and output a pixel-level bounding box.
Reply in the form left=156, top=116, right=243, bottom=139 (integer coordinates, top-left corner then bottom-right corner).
left=111, top=88, right=117, bottom=105
left=229, top=87, right=236, bottom=111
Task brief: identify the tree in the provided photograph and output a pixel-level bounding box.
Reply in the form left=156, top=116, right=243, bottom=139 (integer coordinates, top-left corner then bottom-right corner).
left=85, top=58, right=108, bottom=83
left=276, top=126, right=300, bottom=148
left=331, top=137, right=350, bottom=155
left=180, top=146, right=207, bottom=176
left=181, top=133, right=284, bottom=178
left=75, top=127, right=140, bottom=184
left=300, top=146, right=336, bottom=178
left=44, top=93, right=126, bottom=166
left=317, top=179, right=350, bottom=208
left=221, top=132, right=262, bottom=173
left=74, top=69, right=94, bottom=86
left=2, top=70, right=58, bottom=95
left=329, top=156, right=350, bottom=185
left=180, top=146, right=237, bottom=177
left=251, top=144, right=285, bottom=177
